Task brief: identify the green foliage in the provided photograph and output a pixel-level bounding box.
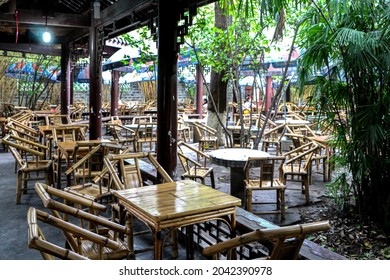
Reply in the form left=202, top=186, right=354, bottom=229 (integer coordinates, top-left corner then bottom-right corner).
left=297, top=0, right=390, bottom=232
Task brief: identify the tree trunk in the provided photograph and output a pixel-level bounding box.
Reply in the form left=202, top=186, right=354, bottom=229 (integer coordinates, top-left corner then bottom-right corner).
left=208, top=3, right=228, bottom=146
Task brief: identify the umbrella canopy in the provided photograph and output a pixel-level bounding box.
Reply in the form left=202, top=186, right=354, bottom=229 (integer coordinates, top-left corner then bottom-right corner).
left=239, top=76, right=262, bottom=86
left=119, top=71, right=156, bottom=84
left=4, top=61, right=58, bottom=82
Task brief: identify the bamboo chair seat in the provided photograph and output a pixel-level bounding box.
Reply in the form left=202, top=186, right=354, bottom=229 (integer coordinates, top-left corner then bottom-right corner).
left=244, top=156, right=286, bottom=221
left=203, top=220, right=331, bottom=260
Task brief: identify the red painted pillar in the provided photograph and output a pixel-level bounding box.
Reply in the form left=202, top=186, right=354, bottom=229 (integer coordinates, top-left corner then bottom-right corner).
left=88, top=3, right=103, bottom=140
left=196, top=64, right=204, bottom=118
left=110, top=70, right=120, bottom=117
left=60, top=43, right=71, bottom=115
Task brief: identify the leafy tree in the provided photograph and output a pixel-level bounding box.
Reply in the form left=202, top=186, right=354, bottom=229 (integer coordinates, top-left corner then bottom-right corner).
left=186, top=1, right=285, bottom=146
left=297, top=0, right=390, bottom=232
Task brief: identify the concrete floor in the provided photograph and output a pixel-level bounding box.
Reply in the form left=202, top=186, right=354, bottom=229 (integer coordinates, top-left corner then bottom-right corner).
left=0, top=142, right=328, bottom=260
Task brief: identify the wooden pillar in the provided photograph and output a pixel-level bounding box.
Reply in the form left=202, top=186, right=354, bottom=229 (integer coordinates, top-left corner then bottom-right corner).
left=196, top=64, right=204, bottom=118
left=88, top=3, right=103, bottom=140
left=156, top=0, right=179, bottom=179
left=60, top=43, right=71, bottom=115
left=265, top=76, right=273, bottom=112
left=70, top=66, right=74, bottom=105
left=110, top=70, right=120, bottom=116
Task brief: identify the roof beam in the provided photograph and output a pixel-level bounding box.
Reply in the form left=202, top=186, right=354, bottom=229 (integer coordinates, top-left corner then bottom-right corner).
left=98, top=0, right=153, bottom=27
left=0, top=43, right=61, bottom=56
left=0, top=9, right=90, bottom=28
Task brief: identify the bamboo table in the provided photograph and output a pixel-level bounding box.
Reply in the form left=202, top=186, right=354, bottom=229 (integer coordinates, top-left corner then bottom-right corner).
left=113, top=179, right=241, bottom=260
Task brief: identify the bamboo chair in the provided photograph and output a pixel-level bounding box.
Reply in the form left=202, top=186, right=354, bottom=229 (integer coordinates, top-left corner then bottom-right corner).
left=177, top=117, right=191, bottom=143
left=34, top=183, right=133, bottom=259
left=203, top=220, right=331, bottom=260
left=193, top=121, right=218, bottom=151
left=260, top=124, right=284, bottom=155
left=177, top=141, right=215, bottom=188
left=64, top=142, right=124, bottom=202
left=51, top=125, right=85, bottom=184
left=27, top=207, right=89, bottom=260
left=6, top=119, right=40, bottom=142
left=106, top=123, right=136, bottom=150
left=134, top=122, right=157, bottom=152
left=52, top=124, right=85, bottom=143
left=244, top=156, right=286, bottom=221
left=1, top=134, right=53, bottom=204
left=45, top=114, right=72, bottom=126
left=280, top=142, right=319, bottom=205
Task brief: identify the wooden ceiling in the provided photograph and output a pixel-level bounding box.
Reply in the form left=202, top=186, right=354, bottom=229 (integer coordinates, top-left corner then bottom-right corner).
left=0, top=0, right=215, bottom=57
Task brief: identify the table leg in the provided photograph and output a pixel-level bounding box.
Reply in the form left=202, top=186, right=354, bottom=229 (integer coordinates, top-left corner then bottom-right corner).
left=230, top=167, right=245, bottom=204
left=56, top=152, right=62, bottom=189
left=154, top=231, right=163, bottom=260
left=186, top=225, right=194, bottom=259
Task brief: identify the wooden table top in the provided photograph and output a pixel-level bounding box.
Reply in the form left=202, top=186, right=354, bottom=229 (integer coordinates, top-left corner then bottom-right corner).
left=208, top=148, right=270, bottom=168
left=113, top=180, right=241, bottom=222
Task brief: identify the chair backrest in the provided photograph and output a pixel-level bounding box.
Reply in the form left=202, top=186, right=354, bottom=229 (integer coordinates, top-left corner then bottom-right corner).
left=203, top=220, right=330, bottom=260
left=2, top=134, right=47, bottom=165
left=244, top=156, right=286, bottom=186
left=65, top=142, right=123, bottom=186
left=132, top=115, right=152, bottom=124
left=193, top=121, right=217, bottom=139
left=6, top=119, right=39, bottom=141
left=103, top=152, right=173, bottom=190
left=177, top=140, right=210, bottom=167
left=45, top=114, right=72, bottom=126
left=51, top=125, right=83, bottom=143
left=282, top=142, right=319, bottom=173
left=135, top=122, right=157, bottom=138
left=27, top=207, right=89, bottom=260
left=103, top=152, right=145, bottom=190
